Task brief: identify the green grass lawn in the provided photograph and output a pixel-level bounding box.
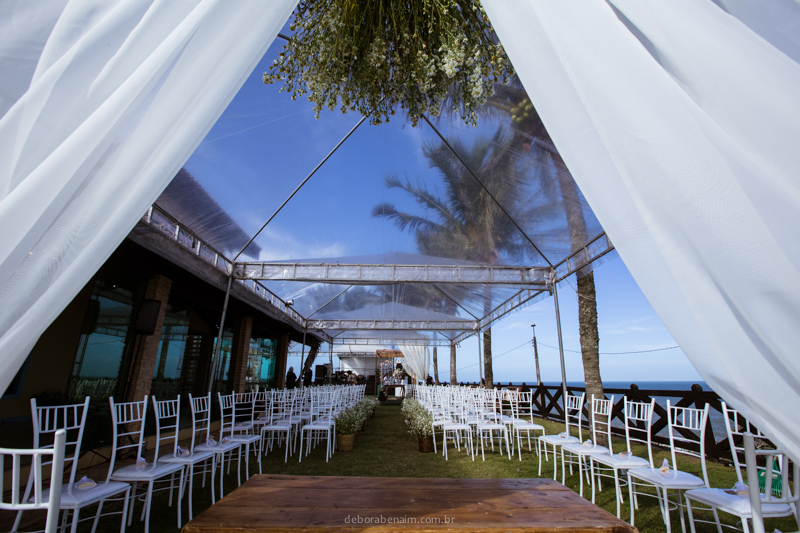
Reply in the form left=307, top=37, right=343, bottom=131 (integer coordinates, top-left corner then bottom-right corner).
left=5, top=401, right=796, bottom=533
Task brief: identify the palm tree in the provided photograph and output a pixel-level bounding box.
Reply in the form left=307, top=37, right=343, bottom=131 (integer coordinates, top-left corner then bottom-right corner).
left=373, top=126, right=560, bottom=388
left=485, top=79, right=605, bottom=442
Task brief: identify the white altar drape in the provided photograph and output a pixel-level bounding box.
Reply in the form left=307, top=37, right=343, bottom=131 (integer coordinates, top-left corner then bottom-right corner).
left=402, top=346, right=430, bottom=384
left=0, top=0, right=297, bottom=395
left=483, top=0, right=800, bottom=461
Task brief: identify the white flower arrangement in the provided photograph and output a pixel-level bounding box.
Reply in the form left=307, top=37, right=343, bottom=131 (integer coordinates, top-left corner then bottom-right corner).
left=335, top=407, right=362, bottom=435
left=263, top=0, right=513, bottom=127
left=405, top=407, right=434, bottom=438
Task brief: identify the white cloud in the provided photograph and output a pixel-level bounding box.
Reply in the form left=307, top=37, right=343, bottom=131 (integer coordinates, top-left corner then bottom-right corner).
left=255, top=227, right=348, bottom=261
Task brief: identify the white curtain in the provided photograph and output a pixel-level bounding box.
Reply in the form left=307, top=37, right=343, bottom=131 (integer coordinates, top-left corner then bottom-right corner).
left=0, top=0, right=297, bottom=395
left=483, top=0, right=800, bottom=461
left=402, top=346, right=430, bottom=383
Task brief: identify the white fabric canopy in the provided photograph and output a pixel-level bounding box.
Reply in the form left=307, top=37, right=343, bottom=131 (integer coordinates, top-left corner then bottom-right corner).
left=402, top=346, right=430, bottom=384
left=483, top=0, right=800, bottom=460
left=0, top=0, right=297, bottom=395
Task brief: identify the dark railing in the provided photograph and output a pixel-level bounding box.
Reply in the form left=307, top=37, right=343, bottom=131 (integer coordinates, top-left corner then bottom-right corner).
left=528, top=384, right=732, bottom=462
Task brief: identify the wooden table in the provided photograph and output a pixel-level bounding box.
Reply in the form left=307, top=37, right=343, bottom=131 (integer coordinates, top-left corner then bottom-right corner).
left=182, top=475, right=637, bottom=533
left=386, top=384, right=405, bottom=397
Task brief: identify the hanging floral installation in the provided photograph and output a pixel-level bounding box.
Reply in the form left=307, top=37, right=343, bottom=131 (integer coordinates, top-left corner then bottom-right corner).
left=263, top=0, right=514, bottom=126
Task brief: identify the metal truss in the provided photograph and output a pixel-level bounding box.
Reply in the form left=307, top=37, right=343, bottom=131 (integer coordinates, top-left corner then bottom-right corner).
left=554, top=232, right=615, bottom=282
left=233, top=262, right=551, bottom=286
left=450, top=232, right=615, bottom=343
left=330, top=338, right=453, bottom=347
left=141, top=204, right=319, bottom=336
left=308, top=319, right=478, bottom=331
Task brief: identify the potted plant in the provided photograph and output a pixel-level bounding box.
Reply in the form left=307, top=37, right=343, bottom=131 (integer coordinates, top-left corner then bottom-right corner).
left=405, top=405, right=434, bottom=453
left=335, top=407, right=361, bottom=451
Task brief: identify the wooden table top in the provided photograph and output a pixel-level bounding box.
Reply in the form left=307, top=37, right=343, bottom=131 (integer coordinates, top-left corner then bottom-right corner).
left=181, top=475, right=637, bottom=533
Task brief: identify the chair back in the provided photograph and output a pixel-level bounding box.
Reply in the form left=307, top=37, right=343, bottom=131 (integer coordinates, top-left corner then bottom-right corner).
left=30, top=397, right=90, bottom=495
left=233, top=392, right=256, bottom=429
left=0, top=430, right=67, bottom=533
left=743, top=432, right=800, bottom=533
left=589, top=395, right=615, bottom=452
left=721, top=402, right=766, bottom=485
left=665, top=400, right=710, bottom=485
left=564, top=393, right=585, bottom=441
left=108, top=396, right=150, bottom=475
left=188, top=393, right=212, bottom=446
left=152, top=396, right=186, bottom=457
left=623, top=398, right=655, bottom=464
left=217, top=393, right=236, bottom=439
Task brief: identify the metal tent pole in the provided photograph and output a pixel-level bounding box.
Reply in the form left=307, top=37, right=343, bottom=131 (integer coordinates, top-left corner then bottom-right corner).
left=329, top=343, right=333, bottom=384
left=207, top=276, right=233, bottom=394
left=552, top=282, right=570, bottom=433
left=477, top=331, right=484, bottom=386
left=298, top=323, right=307, bottom=388
left=532, top=324, right=542, bottom=386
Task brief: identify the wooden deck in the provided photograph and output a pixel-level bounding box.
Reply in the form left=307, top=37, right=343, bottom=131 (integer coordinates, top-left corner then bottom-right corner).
left=181, top=475, right=638, bottom=533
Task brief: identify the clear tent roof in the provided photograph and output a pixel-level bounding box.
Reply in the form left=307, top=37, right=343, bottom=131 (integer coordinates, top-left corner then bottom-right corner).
left=173, top=34, right=610, bottom=347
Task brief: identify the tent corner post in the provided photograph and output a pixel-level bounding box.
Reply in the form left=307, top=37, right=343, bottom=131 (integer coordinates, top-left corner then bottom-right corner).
left=552, top=281, right=569, bottom=432
left=207, top=275, right=233, bottom=394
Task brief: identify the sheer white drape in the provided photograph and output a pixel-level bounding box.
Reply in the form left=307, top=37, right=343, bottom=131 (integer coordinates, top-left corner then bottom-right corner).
left=402, top=346, right=430, bottom=383
left=0, top=0, right=297, bottom=395
left=483, top=0, right=800, bottom=461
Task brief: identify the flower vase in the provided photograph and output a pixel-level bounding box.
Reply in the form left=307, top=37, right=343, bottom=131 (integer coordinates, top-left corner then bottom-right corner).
left=338, top=434, right=355, bottom=452
left=418, top=436, right=434, bottom=453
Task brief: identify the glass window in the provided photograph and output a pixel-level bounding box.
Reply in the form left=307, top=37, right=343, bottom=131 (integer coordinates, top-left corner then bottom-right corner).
left=246, top=337, right=277, bottom=391
left=150, top=302, right=190, bottom=399
left=68, top=278, right=141, bottom=403
left=211, top=329, right=233, bottom=395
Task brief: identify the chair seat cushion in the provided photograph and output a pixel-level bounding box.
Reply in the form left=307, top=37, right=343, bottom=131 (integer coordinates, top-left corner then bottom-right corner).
left=195, top=441, right=241, bottom=453
left=303, top=423, right=332, bottom=430
left=477, top=422, right=506, bottom=430
left=628, top=467, right=705, bottom=489
left=512, top=419, right=544, bottom=430
left=540, top=434, right=579, bottom=445
left=685, top=488, right=794, bottom=517
left=592, top=453, right=650, bottom=469
left=261, top=423, right=291, bottom=431
left=111, top=461, right=184, bottom=481
left=35, top=481, right=130, bottom=507
left=159, top=450, right=215, bottom=464
left=229, top=434, right=260, bottom=444
left=562, top=443, right=611, bottom=456
left=443, top=423, right=472, bottom=431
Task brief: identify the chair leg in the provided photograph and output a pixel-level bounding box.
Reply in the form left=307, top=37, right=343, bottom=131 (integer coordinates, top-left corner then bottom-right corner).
left=168, top=472, right=175, bottom=507
left=143, top=482, right=154, bottom=533
left=188, top=464, right=195, bottom=520
left=218, top=454, right=225, bottom=500
left=299, top=429, right=305, bottom=463
left=210, top=457, right=216, bottom=505
left=69, top=508, right=80, bottom=533
left=120, top=488, right=131, bottom=533
left=628, top=474, right=636, bottom=527
left=177, top=469, right=185, bottom=528
left=90, top=500, right=105, bottom=533
left=685, top=495, right=698, bottom=533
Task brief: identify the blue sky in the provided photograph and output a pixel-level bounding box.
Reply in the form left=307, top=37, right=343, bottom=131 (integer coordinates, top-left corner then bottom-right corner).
left=185, top=39, right=704, bottom=385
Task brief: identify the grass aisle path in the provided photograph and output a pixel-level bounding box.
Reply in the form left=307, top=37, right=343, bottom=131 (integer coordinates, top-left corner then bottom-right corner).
left=9, top=401, right=795, bottom=533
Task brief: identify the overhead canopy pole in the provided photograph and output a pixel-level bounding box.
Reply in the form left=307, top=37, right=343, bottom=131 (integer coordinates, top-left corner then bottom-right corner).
left=299, top=323, right=307, bottom=388
left=235, top=262, right=551, bottom=286
left=232, top=116, right=367, bottom=262
left=207, top=276, right=233, bottom=394
left=551, top=282, right=570, bottom=434
left=477, top=330, right=484, bottom=385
